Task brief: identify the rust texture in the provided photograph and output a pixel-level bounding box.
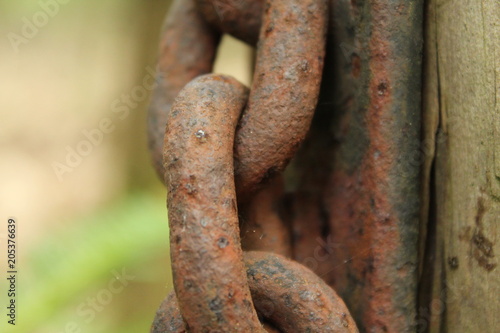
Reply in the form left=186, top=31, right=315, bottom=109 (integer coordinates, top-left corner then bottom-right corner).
left=152, top=252, right=359, bottom=333
left=245, top=252, right=358, bottom=333
left=287, top=0, right=424, bottom=331
left=147, top=0, right=426, bottom=330
left=288, top=193, right=337, bottom=286
left=148, top=0, right=219, bottom=180
left=239, top=176, right=292, bottom=258
left=150, top=291, right=280, bottom=333
left=195, top=0, right=263, bottom=45
left=233, top=0, right=328, bottom=201
left=151, top=292, right=185, bottom=333
left=149, top=291, right=284, bottom=333
left=163, top=74, right=264, bottom=332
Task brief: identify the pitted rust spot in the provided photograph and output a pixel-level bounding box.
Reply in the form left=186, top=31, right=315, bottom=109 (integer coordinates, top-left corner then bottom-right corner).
left=377, top=81, right=388, bottom=96
left=217, top=237, right=229, bottom=249
left=209, top=296, right=224, bottom=312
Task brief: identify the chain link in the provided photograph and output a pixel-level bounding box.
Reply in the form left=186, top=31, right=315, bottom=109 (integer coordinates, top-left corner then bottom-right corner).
left=194, top=0, right=263, bottom=45
left=152, top=252, right=358, bottom=332
left=148, top=0, right=219, bottom=180
left=148, top=0, right=358, bottom=331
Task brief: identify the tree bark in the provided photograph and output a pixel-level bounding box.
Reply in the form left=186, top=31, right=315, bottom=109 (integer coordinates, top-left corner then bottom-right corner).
left=419, top=0, right=500, bottom=332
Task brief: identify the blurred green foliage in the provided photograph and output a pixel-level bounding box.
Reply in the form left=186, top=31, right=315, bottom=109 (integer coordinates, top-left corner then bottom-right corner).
left=0, top=1, right=250, bottom=332
left=1, top=1, right=172, bottom=332
left=15, top=193, right=171, bottom=333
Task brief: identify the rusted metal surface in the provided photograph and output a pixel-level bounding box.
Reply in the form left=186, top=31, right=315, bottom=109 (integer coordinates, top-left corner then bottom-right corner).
left=194, top=0, right=263, bottom=45
left=240, top=176, right=292, bottom=258
left=286, top=0, right=424, bottom=331
left=152, top=252, right=358, bottom=333
left=151, top=292, right=185, bottom=333
left=288, top=192, right=337, bottom=286
left=234, top=0, right=328, bottom=200
left=148, top=0, right=219, bottom=180
left=150, top=0, right=328, bottom=201
left=245, top=251, right=358, bottom=333
left=147, top=0, right=424, bottom=330
left=150, top=291, right=280, bottom=333
left=163, top=74, right=264, bottom=332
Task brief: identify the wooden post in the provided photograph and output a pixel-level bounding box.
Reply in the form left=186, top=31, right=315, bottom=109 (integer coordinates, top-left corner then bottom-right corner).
left=420, top=0, right=500, bottom=332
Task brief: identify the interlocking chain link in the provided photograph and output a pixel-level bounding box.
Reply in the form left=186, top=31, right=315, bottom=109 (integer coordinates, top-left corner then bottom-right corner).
left=148, top=0, right=219, bottom=180
left=163, top=75, right=263, bottom=332
left=194, top=0, right=263, bottom=45
left=148, top=0, right=359, bottom=331
left=152, top=252, right=358, bottom=332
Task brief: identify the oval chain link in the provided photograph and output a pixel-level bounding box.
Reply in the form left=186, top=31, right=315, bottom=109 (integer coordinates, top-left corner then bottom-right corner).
left=152, top=252, right=358, bottom=333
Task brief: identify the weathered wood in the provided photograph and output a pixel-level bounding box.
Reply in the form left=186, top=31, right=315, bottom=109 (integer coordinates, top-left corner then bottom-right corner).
left=420, top=0, right=500, bottom=332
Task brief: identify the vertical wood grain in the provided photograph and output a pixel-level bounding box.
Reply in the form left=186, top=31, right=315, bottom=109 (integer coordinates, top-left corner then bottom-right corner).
left=421, top=0, right=500, bottom=331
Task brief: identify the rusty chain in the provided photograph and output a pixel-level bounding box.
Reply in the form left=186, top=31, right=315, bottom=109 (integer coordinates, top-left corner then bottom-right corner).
left=148, top=0, right=359, bottom=332
left=194, top=0, right=263, bottom=45
left=152, top=252, right=358, bottom=332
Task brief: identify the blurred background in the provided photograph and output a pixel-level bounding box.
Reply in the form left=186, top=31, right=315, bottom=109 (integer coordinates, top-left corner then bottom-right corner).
left=0, top=0, right=252, bottom=332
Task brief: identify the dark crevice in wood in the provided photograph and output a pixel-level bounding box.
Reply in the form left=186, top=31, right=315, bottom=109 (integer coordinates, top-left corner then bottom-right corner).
left=418, top=157, right=438, bottom=333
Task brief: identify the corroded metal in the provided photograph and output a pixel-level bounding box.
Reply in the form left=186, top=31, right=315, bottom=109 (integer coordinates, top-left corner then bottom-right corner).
left=163, top=74, right=264, bottom=332
left=239, top=176, right=292, bottom=258
left=148, top=0, right=219, bottom=180
left=288, top=0, right=424, bottom=331
left=146, top=0, right=427, bottom=330
left=234, top=0, right=328, bottom=200
left=150, top=0, right=328, bottom=203
left=152, top=252, right=359, bottom=333
left=245, top=252, right=358, bottom=333
left=288, top=192, right=337, bottom=286
left=151, top=292, right=185, bottom=333
left=194, top=0, right=263, bottom=45
left=149, top=292, right=281, bottom=333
